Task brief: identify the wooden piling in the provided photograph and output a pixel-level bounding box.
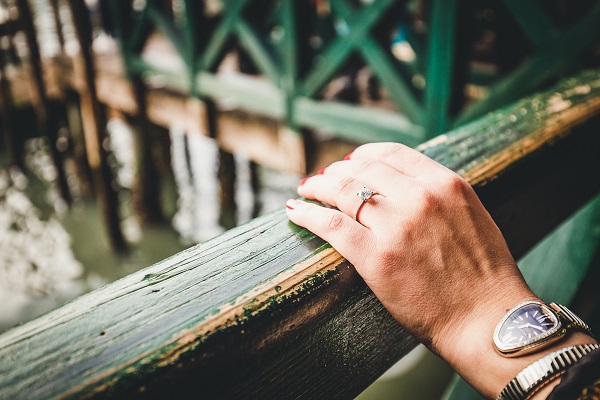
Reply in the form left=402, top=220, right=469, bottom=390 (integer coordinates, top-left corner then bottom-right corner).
left=17, top=0, right=72, bottom=204
left=48, top=0, right=65, bottom=50
left=217, top=147, right=237, bottom=230
left=130, top=76, right=165, bottom=224
left=67, top=0, right=126, bottom=250
left=0, top=60, right=22, bottom=168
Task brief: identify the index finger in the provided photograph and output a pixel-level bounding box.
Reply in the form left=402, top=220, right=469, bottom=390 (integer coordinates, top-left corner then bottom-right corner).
left=350, top=142, right=449, bottom=177
left=285, top=199, right=373, bottom=267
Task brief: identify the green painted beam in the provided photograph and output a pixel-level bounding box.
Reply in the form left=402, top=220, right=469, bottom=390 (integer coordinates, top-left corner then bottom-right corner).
left=129, top=57, right=424, bottom=144
left=443, top=194, right=600, bottom=400
left=198, top=71, right=425, bottom=144
left=180, top=0, right=202, bottom=95
left=455, top=2, right=600, bottom=126
left=197, top=0, right=248, bottom=71
left=330, top=0, right=423, bottom=123
left=502, top=0, right=560, bottom=49
left=2, top=69, right=600, bottom=399
left=235, top=20, right=281, bottom=85
left=124, top=5, right=151, bottom=54
left=116, top=0, right=600, bottom=147
left=424, top=0, right=458, bottom=137
left=147, top=5, right=187, bottom=63
left=359, top=37, right=424, bottom=122
left=299, top=0, right=396, bottom=98
left=280, top=0, right=298, bottom=127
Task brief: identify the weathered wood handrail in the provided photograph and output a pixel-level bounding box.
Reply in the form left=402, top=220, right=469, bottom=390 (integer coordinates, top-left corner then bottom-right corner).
left=1, top=69, right=600, bottom=399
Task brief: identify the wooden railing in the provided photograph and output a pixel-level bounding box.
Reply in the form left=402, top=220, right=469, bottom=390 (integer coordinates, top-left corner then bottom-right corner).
left=1, top=68, right=600, bottom=399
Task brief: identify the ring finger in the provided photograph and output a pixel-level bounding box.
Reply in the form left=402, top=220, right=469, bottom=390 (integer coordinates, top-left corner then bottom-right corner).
left=298, top=174, right=393, bottom=226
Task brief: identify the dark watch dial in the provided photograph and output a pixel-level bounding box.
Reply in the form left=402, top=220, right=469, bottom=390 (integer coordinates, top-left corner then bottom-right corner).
left=494, top=301, right=561, bottom=354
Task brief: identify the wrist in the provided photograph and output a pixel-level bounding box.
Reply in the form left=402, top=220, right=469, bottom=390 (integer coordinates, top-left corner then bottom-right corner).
left=435, top=287, right=538, bottom=398
left=434, top=284, right=597, bottom=399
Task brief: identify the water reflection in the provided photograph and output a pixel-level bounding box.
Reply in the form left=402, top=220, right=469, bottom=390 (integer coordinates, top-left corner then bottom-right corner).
left=0, top=124, right=300, bottom=332
left=170, top=126, right=223, bottom=243
left=0, top=167, right=84, bottom=331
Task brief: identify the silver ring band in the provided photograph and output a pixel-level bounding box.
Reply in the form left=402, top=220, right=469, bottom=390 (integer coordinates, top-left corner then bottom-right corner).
left=354, top=187, right=376, bottom=221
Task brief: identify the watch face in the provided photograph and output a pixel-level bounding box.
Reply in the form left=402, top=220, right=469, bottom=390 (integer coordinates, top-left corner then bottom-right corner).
left=494, top=301, right=561, bottom=354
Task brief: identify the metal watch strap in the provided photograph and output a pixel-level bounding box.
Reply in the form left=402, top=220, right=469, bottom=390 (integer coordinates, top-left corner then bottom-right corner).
left=549, top=303, right=593, bottom=335
left=497, top=343, right=600, bottom=400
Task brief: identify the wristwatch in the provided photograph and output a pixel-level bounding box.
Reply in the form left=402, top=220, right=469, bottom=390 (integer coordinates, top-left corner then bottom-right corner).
left=493, top=300, right=592, bottom=357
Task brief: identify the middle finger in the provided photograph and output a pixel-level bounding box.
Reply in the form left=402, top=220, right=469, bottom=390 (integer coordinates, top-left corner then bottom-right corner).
left=321, top=158, right=415, bottom=198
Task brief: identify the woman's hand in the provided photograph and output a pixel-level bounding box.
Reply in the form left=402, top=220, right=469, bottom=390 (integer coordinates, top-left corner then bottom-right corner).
left=285, top=142, right=593, bottom=398
left=286, top=142, right=532, bottom=349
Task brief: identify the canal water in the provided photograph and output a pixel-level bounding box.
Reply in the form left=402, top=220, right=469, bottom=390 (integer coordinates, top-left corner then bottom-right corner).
left=0, top=123, right=301, bottom=332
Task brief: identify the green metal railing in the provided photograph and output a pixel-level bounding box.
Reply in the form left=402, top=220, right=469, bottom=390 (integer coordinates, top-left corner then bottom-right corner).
left=109, top=0, right=600, bottom=146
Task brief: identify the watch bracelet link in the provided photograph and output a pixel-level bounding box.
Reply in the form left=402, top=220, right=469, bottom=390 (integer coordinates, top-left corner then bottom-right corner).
left=497, top=343, right=600, bottom=400
left=549, top=303, right=592, bottom=335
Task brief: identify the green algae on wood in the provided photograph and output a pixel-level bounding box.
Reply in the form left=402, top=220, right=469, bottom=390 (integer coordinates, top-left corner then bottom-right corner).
left=1, top=68, right=600, bottom=399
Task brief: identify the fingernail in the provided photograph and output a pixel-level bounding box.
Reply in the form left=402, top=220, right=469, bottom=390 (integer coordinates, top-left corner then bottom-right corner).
left=343, top=152, right=353, bottom=160
left=317, top=167, right=326, bottom=175
left=286, top=199, right=301, bottom=210
left=299, top=177, right=309, bottom=186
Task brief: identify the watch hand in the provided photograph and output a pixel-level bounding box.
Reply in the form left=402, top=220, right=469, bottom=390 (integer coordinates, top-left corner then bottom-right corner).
left=529, top=324, right=545, bottom=332
left=516, top=323, right=544, bottom=331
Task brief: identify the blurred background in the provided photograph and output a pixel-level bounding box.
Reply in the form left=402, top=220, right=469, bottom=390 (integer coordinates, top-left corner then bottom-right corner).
left=1, top=0, right=599, bottom=398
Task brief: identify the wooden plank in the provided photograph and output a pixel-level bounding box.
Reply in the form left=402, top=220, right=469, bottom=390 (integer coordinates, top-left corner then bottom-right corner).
left=2, top=68, right=600, bottom=400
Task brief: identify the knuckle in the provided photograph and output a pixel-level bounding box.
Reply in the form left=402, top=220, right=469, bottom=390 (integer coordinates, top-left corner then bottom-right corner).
left=377, top=247, right=400, bottom=268
left=325, top=212, right=346, bottom=231
left=335, top=176, right=356, bottom=195
left=415, top=186, right=440, bottom=213
left=382, top=143, right=408, bottom=159
left=443, top=174, right=469, bottom=193
left=357, top=158, right=376, bottom=170
left=327, top=160, right=344, bottom=172
left=414, top=185, right=433, bottom=202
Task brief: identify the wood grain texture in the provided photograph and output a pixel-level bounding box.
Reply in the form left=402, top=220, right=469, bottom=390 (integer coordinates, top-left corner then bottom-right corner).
left=1, top=69, right=600, bottom=400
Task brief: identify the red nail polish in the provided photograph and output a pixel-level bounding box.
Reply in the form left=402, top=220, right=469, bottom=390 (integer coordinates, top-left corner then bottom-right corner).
left=317, top=167, right=326, bottom=175
left=299, top=177, right=309, bottom=186
left=286, top=204, right=294, bottom=210
left=343, top=152, right=353, bottom=160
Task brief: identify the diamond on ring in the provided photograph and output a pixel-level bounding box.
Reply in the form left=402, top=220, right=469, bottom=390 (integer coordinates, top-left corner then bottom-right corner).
left=357, top=187, right=374, bottom=201
left=354, top=187, right=376, bottom=221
